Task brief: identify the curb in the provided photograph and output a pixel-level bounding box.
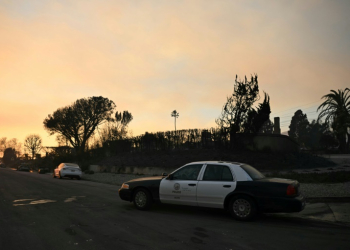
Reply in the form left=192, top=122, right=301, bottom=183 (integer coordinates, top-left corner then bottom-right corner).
left=306, top=197, right=350, bottom=203
left=270, top=213, right=350, bottom=228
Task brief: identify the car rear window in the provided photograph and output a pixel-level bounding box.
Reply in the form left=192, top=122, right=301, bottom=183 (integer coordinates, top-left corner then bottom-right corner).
left=240, top=164, right=265, bottom=180
left=66, top=164, right=79, bottom=168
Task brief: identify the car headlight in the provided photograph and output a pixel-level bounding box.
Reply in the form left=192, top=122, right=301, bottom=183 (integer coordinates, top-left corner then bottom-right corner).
left=121, top=183, right=129, bottom=189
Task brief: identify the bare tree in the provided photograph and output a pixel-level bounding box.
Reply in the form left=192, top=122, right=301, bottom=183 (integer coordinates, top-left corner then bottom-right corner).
left=24, top=134, right=42, bottom=159
left=98, top=110, right=133, bottom=145
left=0, top=137, right=6, bottom=154
left=114, top=111, right=133, bottom=139
left=0, top=137, right=22, bottom=157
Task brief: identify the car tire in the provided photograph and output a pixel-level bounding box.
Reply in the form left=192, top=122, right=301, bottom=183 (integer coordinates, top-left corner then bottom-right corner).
left=133, top=188, right=152, bottom=211
left=76, top=176, right=81, bottom=180
left=229, top=195, right=257, bottom=221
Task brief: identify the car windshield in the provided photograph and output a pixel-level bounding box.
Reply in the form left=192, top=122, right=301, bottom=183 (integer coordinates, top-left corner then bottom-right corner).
left=240, top=164, right=265, bottom=180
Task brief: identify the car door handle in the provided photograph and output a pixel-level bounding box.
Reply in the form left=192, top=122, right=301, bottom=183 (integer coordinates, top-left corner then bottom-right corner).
left=188, top=184, right=196, bottom=186
left=223, top=185, right=231, bottom=188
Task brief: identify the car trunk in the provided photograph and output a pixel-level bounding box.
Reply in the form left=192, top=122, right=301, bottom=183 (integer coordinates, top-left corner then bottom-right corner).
left=255, top=177, right=301, bottom=197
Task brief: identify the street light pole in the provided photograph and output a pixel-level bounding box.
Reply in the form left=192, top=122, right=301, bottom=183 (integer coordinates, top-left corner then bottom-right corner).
left=171, top=110, right=179, bottom=133
left=171, top=110, right=180, bottom=148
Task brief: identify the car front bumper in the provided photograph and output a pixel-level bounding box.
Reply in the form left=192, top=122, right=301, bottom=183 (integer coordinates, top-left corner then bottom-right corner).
left=119, top=188, right=133, bottom=202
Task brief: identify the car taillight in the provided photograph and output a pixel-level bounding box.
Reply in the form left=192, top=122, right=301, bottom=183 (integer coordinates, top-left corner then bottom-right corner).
left=286, top=184, right=296, bottom=196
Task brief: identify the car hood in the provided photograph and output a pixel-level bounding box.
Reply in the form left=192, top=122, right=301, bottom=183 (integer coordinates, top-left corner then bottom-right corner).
left=127, top=176, right=165, bottom=183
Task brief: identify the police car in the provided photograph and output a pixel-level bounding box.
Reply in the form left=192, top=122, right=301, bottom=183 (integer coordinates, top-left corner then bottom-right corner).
left=118, top=161, right=305, bottom=221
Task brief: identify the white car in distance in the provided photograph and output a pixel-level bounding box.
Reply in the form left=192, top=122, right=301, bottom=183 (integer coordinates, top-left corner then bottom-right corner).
left=53, top=163, right=82, bottom=180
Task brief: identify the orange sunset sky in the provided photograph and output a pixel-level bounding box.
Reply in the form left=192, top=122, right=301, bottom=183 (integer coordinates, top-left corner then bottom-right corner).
left=1, top=0, right=350, bottom=149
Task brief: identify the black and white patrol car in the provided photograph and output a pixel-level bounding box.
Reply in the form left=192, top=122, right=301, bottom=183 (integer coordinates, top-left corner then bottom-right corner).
left=118, top=161, right=305, bottom=221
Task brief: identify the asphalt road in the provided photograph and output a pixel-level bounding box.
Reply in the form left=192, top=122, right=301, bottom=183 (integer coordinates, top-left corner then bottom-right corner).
left=1, top=168, right=349, bottom=250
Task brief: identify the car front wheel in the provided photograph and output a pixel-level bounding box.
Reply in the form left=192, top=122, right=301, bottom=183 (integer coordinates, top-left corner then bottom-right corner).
left=229, top=195, right=257, bottom=221
left=133, top=188, right=152, bottom=211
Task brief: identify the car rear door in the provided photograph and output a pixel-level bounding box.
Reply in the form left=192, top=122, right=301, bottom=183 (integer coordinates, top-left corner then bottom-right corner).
left=196, top=164, right=237, bottom=208
left=159, top=164, right=204, bottom=206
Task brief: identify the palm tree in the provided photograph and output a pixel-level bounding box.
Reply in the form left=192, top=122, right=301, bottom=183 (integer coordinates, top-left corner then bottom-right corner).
left=317, top=88, right=350, bottom=152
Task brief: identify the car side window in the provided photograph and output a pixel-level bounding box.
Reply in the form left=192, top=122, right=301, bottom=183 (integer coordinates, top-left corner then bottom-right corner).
left=172, top=164, right=203, bottom=180
left=222, top=166, right=234, bottom=181
left=203, top=165, right=233, bottom=181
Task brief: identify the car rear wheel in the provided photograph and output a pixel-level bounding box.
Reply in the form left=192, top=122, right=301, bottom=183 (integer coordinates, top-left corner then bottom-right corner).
left=133, top=188, right=152, bottom=211
left=229, top=195, right=257, bottom=221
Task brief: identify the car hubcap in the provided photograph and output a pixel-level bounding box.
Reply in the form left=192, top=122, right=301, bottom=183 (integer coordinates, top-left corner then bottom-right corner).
left=135, top=191, right=147, bottom=207
left=233, top=199, right=251, bottom=218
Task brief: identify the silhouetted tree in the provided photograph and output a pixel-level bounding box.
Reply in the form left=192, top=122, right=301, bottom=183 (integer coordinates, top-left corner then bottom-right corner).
left=99, top=110, right=133, bottom=143
left=319, top=132, right=339, bottom=150
left=55, top=135, right=71, bottom=147
left=3, top=148, right=17, bottom=165
left=242, top=109, right=257, bottom=134
left=114, top=111, right=133, bottom=137
left=0, top=137, right=22, bottom=157
left=288, top=110, right=310, bottom=147
left=307, top=120, right=332, bottom=150
left=0, top=137, right=6, bottom=155
left=259, top=119, right=274, bottom=134
left=317, top=88, right=350, bottom=152
left=216, top=74, right=259, bottom=133
left=242, top=93, right=271, bottom=133
left=43, top=96, right=116, bottom=154
left=24, top=134, right=42, bottom=159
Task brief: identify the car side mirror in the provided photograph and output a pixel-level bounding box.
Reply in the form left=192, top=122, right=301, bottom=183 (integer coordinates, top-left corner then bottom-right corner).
left=162, top=172, right=167, bottom=176
left=167, top=174, right=173, bottom=180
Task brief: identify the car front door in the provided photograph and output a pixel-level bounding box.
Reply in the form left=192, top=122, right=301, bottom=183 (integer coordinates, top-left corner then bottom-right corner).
left=196, top=164, right=237, bottom=208
left=159, top=164, right=204, bottom=206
